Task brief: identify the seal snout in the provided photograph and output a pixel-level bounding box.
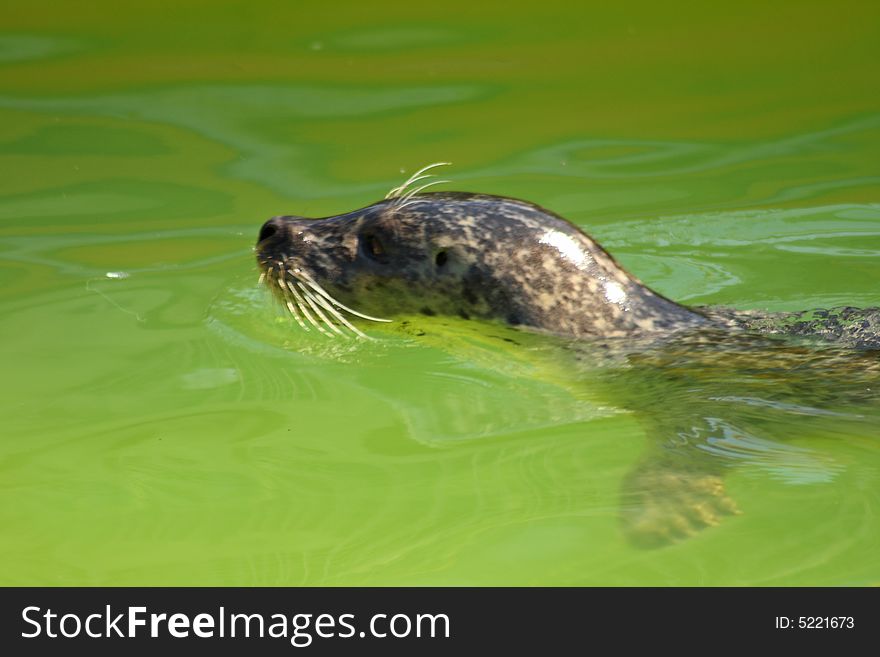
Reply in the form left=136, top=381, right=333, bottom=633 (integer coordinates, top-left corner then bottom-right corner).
left=257, top=215, right=315, bottom=247
left=257, top=216, right=287, bottom=245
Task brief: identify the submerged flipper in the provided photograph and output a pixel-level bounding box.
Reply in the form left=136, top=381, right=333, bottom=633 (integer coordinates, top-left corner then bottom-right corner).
left=619, top=448, right=739, bottom=548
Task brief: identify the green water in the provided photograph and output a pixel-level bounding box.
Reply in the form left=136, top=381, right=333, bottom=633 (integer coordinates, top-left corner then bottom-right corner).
left=2, top=0, right=879, bottom=585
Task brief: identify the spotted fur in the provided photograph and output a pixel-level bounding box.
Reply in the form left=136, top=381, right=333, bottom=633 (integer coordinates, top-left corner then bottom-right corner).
left=256, top=192, right=714, bottom=340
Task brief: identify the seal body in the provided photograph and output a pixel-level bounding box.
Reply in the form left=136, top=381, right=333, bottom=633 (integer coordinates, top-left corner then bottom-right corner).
left=256, top=192, right=708, bottom=339
left=254, top=190, right=880, bottom=547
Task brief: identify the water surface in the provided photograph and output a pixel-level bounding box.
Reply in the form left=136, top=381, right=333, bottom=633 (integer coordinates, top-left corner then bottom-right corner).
left=1, top=0, right=879, bottom=585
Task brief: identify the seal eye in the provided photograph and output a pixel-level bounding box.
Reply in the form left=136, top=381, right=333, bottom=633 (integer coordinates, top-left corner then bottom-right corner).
left=360, top=233, right=389, bottom=263
left=435, top=251, right=448, bottom=267
left=368, top=236, right=384, bottom=257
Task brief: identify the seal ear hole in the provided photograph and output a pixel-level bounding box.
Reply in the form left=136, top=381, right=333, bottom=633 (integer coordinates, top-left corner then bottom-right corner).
left=435, top=251, right=448, bottom=267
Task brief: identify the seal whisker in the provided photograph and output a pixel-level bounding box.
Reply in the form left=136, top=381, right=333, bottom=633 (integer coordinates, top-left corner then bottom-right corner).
left=279, top=281, right=311, bottom=332
left=298, top=282, right=370, bottom=339
left=398, top=179, right=451, bottom=206
left=285, top=298, right=312, bottom=332
left=275, top=277, right=311, bottom=331
left=284, top=277, right=334, bottom=337
left=297, top=284, right=357, bottom=338
left=292, top=269, right=392, bottom=323
left=297, top=284, right=346, bottom=337
left=385, top=162, right=451, bottom=199
left=386, top=173, right=436, bottom=198
left=397, top=196, right=440, bottom=213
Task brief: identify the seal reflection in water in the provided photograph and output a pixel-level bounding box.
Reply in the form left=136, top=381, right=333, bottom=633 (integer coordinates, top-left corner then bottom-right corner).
left=256, top=167, right=880, bottom=547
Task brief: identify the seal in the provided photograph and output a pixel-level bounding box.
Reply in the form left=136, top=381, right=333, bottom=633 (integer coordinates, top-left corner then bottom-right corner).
left=256, top=184, right=880, bottom=347
left=256, top=166, right=880, bottom=348
left=254, top=169, right=880, bottom=547
left=255, top=191, right=711, bottom=341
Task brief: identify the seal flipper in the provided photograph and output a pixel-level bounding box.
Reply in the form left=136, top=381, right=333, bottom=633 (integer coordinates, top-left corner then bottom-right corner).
left=619, top=450, right=740, bottom=548
left=618, top=418, right=741, bottom=548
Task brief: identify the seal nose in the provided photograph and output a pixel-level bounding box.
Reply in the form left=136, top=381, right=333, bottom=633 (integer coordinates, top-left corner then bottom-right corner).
left=257, top=216, right=286, bottom=245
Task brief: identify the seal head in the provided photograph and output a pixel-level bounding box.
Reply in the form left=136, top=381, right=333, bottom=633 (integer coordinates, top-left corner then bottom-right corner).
left=256, top=192, right=707, bottom=339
